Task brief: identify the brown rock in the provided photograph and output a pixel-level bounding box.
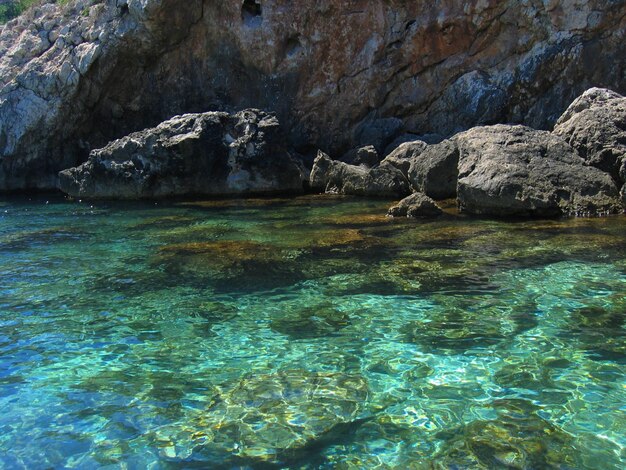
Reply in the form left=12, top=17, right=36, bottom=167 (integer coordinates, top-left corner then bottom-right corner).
left=1, top=1, right=625, bottom=190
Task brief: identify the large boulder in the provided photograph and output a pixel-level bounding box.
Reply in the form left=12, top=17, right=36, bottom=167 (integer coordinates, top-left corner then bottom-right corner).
left=310, top=151, right=410, bottom=198
left=553, top=88, right=626, bottom=186
left=407, top=139, right=459, bottom=199
left=456, top=125, right=621, bottom=217
left=58, top=109, right=306, bottom=199
left=387, top=192, right=443, bottom=218
left=380, top=141, right=427, bottom=177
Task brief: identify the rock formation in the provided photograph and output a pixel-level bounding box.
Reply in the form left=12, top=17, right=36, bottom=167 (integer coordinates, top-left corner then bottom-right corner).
left=1, top=0, right=625, bottom=190
left=387, top=192, right=443, bottom=218
left=58, top=109, right=305, bottom=198
left=407, top=139, right=459, bottom=199
left=553, top=88, right=626, bottom=191
left=309, top=151, right=410, bottom=198
left=455, top=125, right=620, bottom=217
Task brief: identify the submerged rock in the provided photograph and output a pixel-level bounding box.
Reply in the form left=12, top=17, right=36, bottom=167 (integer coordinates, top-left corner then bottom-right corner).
left=553, top=88, right=626, bottom=187
left=456, top=125, right=621, bottom=217
left=407, top=139, right=459, bottom=199
left=170, top=370, right=371, bottom=463
left=387, top=193, right=442, bottom=218
left=310, top=151, right=410, bottom=198
left=270, top=303, right=351, bottom=340
left=432, top=399, right=585, bottom=469
left=58, top=109, right=305, bottom=199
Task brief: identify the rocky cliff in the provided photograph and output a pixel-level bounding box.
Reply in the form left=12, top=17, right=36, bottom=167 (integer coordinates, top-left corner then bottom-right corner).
left=1, top=0, right=625, bottom=190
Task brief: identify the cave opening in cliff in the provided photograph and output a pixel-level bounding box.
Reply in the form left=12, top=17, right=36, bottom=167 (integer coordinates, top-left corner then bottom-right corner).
left=242, top=0, right=262, bottom=27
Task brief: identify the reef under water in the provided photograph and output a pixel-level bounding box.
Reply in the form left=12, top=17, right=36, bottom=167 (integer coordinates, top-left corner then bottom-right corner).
left=0, top=194, right=624, bottom=468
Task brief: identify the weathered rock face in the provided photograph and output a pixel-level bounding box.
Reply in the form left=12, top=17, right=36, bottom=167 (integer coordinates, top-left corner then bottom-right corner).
left=58, top=109, right=305, bottom=199
left=456, top=125, right=621, bottom=217
left=1, top=0, right=625, bottom=190
left=553, top=88, right=626, bottom=185
left=310, top=151, right=410, bottom=198
left=387, top=192, right=443, bottom=218
left=407, top=139, right=459, bottom=199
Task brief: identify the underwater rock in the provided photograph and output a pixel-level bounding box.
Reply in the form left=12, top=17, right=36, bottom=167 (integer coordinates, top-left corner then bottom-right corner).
left=432, top=399, right=584, bottom=469
left=339, top=145, right=380, bottom=168
left=402, top=300, right=537, bottom=354
left=190, top=370, right=370, bottom=462
left=58, top=109, right=306, bottom=199
left=380, top=141, right=428, bottom=177
left=456, top=125, right=621, bottom=217
left=407, top=139, right=459, bottom=199
left=553, top=88, right=626, bottom=188
left=310, top=151, right=411, bottom=198
left=387, top=192, right=442, bottom=218
left=270, top=303, right=351, bottom=339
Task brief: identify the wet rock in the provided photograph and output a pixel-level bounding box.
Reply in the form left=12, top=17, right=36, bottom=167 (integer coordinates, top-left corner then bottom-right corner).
left=407, top=139, right=459, bottom=199
left=189, top=370, right=370, bottom=462
left=58, top=109, right=305, bottom=199
left=553, top=88, right=626, bottom=186
left=339, top=145, right=379, bottom=168
left=380, top=141, right=427, bottom=177
left=270, top=303, right=351, bottom=340
left=432, top=399, right=584, bottom=469
left=456, top=125, right=621, bottom=217
left=387, top=193, right=442, bottom=218
left=310, top=151, right=410, bottom=198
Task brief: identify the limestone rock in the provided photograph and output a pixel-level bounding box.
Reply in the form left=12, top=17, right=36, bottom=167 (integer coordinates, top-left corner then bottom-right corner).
left=58, top=109, right=305, bottom=199
left=1, top=1, right=625, bottom=190
left=310, top=151, right=410, bottom=198
left=456, top=125, right=621, bottom=217
left=387, top=192, right=443, bottom=218
left=407, top=139, right=459, bottom=199
left=380, top=141, right=427, bottom=177
left=553, top=88, right=626, bottom=185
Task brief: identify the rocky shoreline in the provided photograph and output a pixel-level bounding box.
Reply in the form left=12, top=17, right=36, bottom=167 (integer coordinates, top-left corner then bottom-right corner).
left=56, top=87, right=625, bottom=219
left=0, top=1, right=625, bottom=218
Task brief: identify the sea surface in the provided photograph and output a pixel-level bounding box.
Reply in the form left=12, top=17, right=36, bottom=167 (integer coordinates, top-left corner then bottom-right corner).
left=0, top=194, right=624, bottom=469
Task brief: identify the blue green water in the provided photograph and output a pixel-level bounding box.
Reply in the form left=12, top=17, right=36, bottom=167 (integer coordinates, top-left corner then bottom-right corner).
left=0, top=194, right=624, bottom=469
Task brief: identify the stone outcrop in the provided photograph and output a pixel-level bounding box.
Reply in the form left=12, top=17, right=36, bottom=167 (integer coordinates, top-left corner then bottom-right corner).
left=387, top=192, right=443, bottom=218
left=553, top=88, right=626, bottom=186
left=58, top=109, right=305, bottom=199
left=455, top=125, right=621, bottom=217
left=380, top=141, right=427, bottom=177
left=407, top=139, right=459, bottom=199
left=1, top=0, right=625, bottom=190
left=310, top=151, right=410, bottom=198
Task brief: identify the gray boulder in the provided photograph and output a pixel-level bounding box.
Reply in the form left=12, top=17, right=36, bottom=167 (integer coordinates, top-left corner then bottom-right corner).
left=380, top=141, right=428, bottom=177
left=407, top=139, right=459, bottom=200
left=388, top=192, right=443, bottom=218
left=339, top=145, right=379, bottom=168
left=553, top=88, right=626, bottom=186
left=456, top=125, right=621, bottom=217
left=310, top=151, right=410, bottom=198
left=58, top=109, right=305, bottom=199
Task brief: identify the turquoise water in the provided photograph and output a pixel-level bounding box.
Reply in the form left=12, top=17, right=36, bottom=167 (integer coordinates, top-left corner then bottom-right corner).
left=0, top=194, right=624, bottom=469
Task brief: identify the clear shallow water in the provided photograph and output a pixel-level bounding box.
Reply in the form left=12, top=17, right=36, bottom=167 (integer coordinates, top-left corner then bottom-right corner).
left=0, top=194, right=624, bottom=469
